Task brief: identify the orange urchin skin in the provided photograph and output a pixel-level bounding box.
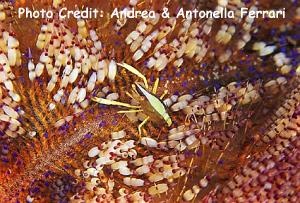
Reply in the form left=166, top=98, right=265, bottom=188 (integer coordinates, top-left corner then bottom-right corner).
left=0, top=0, right=299, bottom=202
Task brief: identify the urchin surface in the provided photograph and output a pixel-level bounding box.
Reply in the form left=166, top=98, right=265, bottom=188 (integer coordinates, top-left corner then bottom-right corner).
left=0, top=0, right=299, bottom=202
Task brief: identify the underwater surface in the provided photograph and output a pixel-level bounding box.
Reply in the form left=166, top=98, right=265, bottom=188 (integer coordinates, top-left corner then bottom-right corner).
left=0, top=0, right=299, bottom=202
